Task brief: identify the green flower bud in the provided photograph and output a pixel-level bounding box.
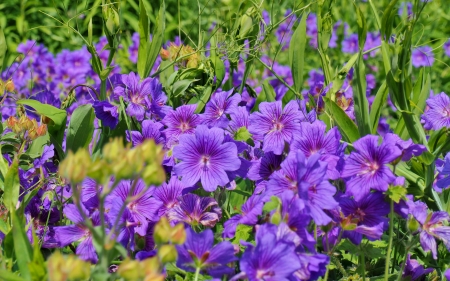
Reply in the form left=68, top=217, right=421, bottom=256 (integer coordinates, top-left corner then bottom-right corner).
left=59, top=149, right=91, bottom=184
left=408, top=217, right=420, bottom=232
left=117, top=258, right=143, bottom=281
left=158, top=244, right=178, bottom=263
left=170, top=223, right=186, bottom=245
left=153, top=217, right=171, bottom=245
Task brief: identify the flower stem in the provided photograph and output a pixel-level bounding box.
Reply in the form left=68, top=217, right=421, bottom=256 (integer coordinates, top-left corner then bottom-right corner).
left=384, top=199, right=394, bottom=281
left=194, top=267, right=201, bottom=281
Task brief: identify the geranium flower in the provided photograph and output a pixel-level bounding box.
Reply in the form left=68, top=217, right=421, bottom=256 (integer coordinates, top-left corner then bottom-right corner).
left=162, top=104, right=201, bottom=145
left=167, top=194, right=221, bottom=227
left=422, top=92, right=450, bottom=130
left=173, top=125, right=240, bottom=191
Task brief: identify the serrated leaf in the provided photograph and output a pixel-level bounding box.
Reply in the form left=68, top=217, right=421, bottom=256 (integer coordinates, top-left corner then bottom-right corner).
left=386, top=185, right=407, bottom=203
left=65, top=104, right=95, bottom=154
left=289, top=12, right=308, bottom=94
left=234, top=127, right=252, bottom=142
left=231, top=224, right=253, bottom=245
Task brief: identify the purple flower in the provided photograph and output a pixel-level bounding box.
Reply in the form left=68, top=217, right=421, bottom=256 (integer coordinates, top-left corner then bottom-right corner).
left=341, top=135, right=401, bottom=201
left=173, top=125, right=241, bottom=191
left=237, top=224, right=301, bottom=281
left=176, top=227, right=237, bottom=277
left=422, top=92, right=450, bottom=130
left=167, top=194, right=221, bottom=227
left=201, top=89, right=241, bottom=128
left=106, top=180, right=162, bottom=236
left=223, top=194, right=268, bottom=238
left=294, top=253, right=329, bottom=281
left=129, top=32, right=139, bottom=63
left=411, top=46, right=435, bottom=68
left=54, top=204, right=101, bottom=263
left=342, top=34, right=359, bottom=54
left=248, top=150, right=283, bottom=182
left=398, top=2, right=413, bottom=17
left=402, top=254, right=433, bottom=281
left=93, top=101, right=119, bottom=129
left=297, top=152, right=338, bottom=225
left=153, top=178, right=186, bottom=216
left=383, top=133, right=426, bottom=161
left=291, top=121, right=342, bottom=179
left=113, top=72, right=151, bottom=121
left=337, top=192, right=389, bottom=245
left=436, top=152, right=450, bottom=190
left=229, top=106, right=250, bottom=133
left=444, top=39, right=450, bottom=57
left=413, top=209, right=450, bottom=259
left=249, top=100, right=301, bottom=155
left=126, top=120, right=165, bottom=146
left=162, top=104, right=201, bottom=145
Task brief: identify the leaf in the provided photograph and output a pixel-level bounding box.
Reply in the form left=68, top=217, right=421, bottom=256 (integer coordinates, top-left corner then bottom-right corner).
left=263, top=196, right=281, bottom=213
left=12, top=211, right=33, bottom=280
left=370, top=82, right=389, bottom=134
left=234, top=127, right=252, bottom=142
left=261, top=81, right=276, bottom=102
left=354, top=2, right=368, bottom=50
left=231, top=224, right=253, bottom=245
left=4, top=158, right=20, bottom=212
left=330, top=53, right=358, bottom=99
left=211, top=35, right=225, bottom=90
left=289, top=12, right=308, bottom=94
left=194, top=86, right=212, bottom=114
left=381, top=0, right=399, bottom=40
left=386, top=186, right=407, bottom=203
left=65, top=104, right=95, bottom=154
left=16, top=99, right=67, bottom=145
left=0, top=270, right=27, bottom=281
left=26, top=133, right=50, bottom=158
left=137, top=0, right=149, bottom=78
left=323, top=97, right=360, bottom=143
left=142, top=0, right=165, bottom=78
left=172, top=79, right=198, bottom=98
left=352, top=53, right=371, bottom=137
left=0, top=26, right=7, bottom=71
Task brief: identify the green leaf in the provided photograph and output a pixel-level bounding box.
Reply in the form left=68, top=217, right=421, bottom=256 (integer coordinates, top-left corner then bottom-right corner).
left=352, top=53, right=371, bottom=137
left=386, top=185, right=407, bottom=203
left=26, top=133, right=50, bottom=158
left=4, top=158, right=19, bottom=212
left=0, top=26, right=7, bottom=71
left=354, top=2, right=368, bottom=50
left=381, top=0, right=399, bottom=40
left=137, top=0, right=149, bottom=78
left=234, top=127, right=252, bottom=141
left=172, top=79, right=198, bottom=98
left=16, top=99, right=67, bottom=145
left=231, top=224, right=253, bottom=245
left=261, top=81, right=276, bottom=102
left=288, top=12, right=308, bottom=94
left=12, top=211, right=33, bottom=280
left=263, top=196, right=281, bottom=213
left=143, top=0, right=165, bottom=78
left=65, top=104, right=95, bottom=154
left=370, top=82, right=389, bottom=134
left=0, top=270, right=27, bottom=281
left=330, top=53, right=358, bottom=99
left=194, top=86, right=213, bottom=114
left=211, top=36, right=225, bottom=90
left=323, top=97, right=360, bottom=143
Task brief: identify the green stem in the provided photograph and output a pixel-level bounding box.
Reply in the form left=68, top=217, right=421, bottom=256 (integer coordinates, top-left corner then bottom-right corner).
left=384, top=199, right=394, bottom=281
left=360, top=245, right=366, bottom=280
left=194, top=267, right=201, bottom=281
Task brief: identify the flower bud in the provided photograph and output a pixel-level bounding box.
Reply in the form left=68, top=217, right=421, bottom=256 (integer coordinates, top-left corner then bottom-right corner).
left=6, top=116, right=21, bottom=133
left=153, top=216, right=171, bottom=245
left=5, top=80, right=14, bottom=92
left=59, top=149, right=91, bottom=184
left=160, top=48, right=170, bottom=61
left=66, top=255, right=91, bottom=280
left=170, top=223, right=186, bottom=245
left=407, top=217, right=420, bottom=232
left=142, top=163, right=166, bottom=187
left=103, top=138, right=125, bottom=163
left=270, top=208, right=282, bottom=225
left=87, top=159, right=111, bottom=185
left=158, top=244, right=178, bottom=263
left=117, top=258, right=143, bottom=280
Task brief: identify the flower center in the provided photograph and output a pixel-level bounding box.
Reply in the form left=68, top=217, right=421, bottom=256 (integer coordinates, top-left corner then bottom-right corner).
left=179, top=122, right=190, bottom=132
left=200, top=155, right=210, bottom=166
left=256, top=269, right=275, bottom=278
left=130, top=94, right=143, bottom=105
left=272, top=121, right=284, bottom=131
left=354, top=208, right=365, bottom=222
left=368, top=162, right=379, bottom=174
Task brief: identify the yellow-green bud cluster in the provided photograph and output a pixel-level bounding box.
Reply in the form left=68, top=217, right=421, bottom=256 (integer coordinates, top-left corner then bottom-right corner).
left=47, top=252, right=91, bottom=281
